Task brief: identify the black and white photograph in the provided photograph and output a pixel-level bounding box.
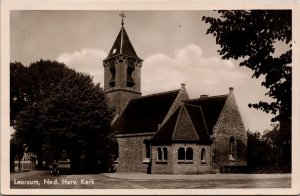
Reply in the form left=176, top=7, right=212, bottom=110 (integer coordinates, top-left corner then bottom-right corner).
left=1, top=1, right=299, bottom=195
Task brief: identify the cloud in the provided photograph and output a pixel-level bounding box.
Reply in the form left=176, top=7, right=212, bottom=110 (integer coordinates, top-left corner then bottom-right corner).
left=56, top=45, right=241, bottom=95
left=142, top=44, right=274, bottom=131
left=142, top=44, right=245, bottom=96
left=56, top=45, right=274, bottom=132
left=57, top=48, right=107, bottom=85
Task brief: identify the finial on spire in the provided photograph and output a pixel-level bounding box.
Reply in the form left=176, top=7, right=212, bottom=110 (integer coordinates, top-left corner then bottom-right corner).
left=119, top=11, right=126, bottom=26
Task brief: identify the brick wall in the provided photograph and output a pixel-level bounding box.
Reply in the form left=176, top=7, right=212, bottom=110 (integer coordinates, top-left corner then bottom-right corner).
left=212, top=90, right=247, bottom=169
left=105, top=89, right=141, bottom=114
left=103, top=55, right=142, bottom=115
left=103, top=61, right=111, bottom=92
left=151, top=145, right=173, bottom=174
left=151, top=143, right=211, bottom=174
left=133, top=60, right=142, bottom=93
left=116, top=133, right=154, bottom=172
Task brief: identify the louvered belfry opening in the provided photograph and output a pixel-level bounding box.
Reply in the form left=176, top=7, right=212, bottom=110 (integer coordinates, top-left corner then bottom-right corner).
left=108, top=59, right=116, bottom=87
left=127, top=58, right=135, bottom=87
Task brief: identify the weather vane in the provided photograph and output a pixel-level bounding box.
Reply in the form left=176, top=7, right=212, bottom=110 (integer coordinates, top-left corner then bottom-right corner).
left=119, top=11, right=126, bottom=26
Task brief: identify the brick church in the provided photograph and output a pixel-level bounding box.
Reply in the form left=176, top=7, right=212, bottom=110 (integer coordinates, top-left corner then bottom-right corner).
left=103, top=16, right=247, bottom=174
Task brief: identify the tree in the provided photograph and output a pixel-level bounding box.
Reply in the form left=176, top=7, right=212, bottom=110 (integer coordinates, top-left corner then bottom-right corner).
left=14, top=103, right=46, bottom=168
left=262, top=124, right=291, bottom=171
left=247, top=124, right=291, bottom=173
left=11, top=60, right=76, bottom=168
left=37, top=71, right=114, bottom=172
left=202, top=10, right=291, bottom=122
left=10, top=62, right=30, bottom=126
left=12, top=60, right=116, bottom=172
left=10, top=137, right=24, bottom=172
left=10, top=60, right=74, bottom=126
left=247, top=131, right=270, bottom=172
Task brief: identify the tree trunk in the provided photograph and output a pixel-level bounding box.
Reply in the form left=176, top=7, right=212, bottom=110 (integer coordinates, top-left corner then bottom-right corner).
left=18, top=159, right=21, bottom=172
left=70, top=153, right=80, bottom=173
left=36, top=150, right=44, bottom=169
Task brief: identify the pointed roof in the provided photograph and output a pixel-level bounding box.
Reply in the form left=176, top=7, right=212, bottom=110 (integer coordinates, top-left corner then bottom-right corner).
left=183, top=95, right=228, bottom=135
left=184, top=104, right=210, bottom=140
left=105, top=26, right=141, bottom=60
left=112, top=90, right=180, bottom=135
left=150, top=107, right=181, bottom=141
left=172, top=105, right=200, bottom=140
left=151, top=104, right=212, bottom=144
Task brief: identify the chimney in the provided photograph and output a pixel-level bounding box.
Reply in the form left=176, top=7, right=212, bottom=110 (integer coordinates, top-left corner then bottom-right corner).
left=200, top=94, right=209, bottom=98
left=181, top=83, right=186, bottom=89
left=229, top=87, right=234, bottom=93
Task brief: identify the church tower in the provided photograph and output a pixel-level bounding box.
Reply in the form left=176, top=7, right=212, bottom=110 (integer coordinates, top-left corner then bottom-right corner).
left=103, top=12, right=143, bottom=114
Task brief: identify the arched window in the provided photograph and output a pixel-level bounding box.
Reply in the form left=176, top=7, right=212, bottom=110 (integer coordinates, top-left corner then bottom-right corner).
left=163, top=147, right=168, bottom=160
left=229, top=137, right=236, bottom=161
left=178, top=147, right=185, bottom=160
left=157, top=148, right=162, bottom=161
left=144, top=139, right=150, bottom=158
left=201, top=148, right=206, bottom=163
left=186, top=147, right=193, bottom=160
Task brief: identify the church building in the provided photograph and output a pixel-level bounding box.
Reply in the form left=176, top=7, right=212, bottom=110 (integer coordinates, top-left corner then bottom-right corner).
left=103, top=15, right=247, bottom=174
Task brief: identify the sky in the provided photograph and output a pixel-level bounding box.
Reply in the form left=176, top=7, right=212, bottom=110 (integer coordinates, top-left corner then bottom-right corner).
left=10, top=10, right=277, bottom=133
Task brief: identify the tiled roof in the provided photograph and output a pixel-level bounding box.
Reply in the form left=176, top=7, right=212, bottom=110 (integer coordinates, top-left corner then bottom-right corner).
left=105, top=26, right=141, bottom=60
left=151, top=104, right=212, bottom=144
left=184, top=104, right=210, bottom=141
left=112, top=90, right=180, bottom=134
left=150, top=108, right=180, bottom=141
left=183, top=95, right=228, bottom=134
left=172, top=105, right=200, bottom=141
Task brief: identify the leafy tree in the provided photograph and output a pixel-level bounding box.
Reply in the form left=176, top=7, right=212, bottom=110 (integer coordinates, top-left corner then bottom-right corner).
left=202, top=10, right=291, bottom=122
left=10, top=60, right=74, bottom=126
left=12, top=60, right=116, bottom=172
left=11, top=60, right=75, bottom=168
left=14, top=103, right=46, bottom=168
left=37, top=71, right=114, bottom=172
left=247, top=131, right=270, bottom=172
left=10, top=62, right=30, bottom=126
left=10, top=137, right=24, bottom=172
left=262, top=124, right=291, bottom=171
left=247, top=124, right=290, bottom=173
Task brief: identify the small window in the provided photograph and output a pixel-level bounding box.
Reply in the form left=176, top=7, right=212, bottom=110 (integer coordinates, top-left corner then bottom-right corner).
left=144, top=139, right=150, bottom=158
left=229, top=136, right=236, bottom=162
left=112, top=48, right=117, bottom=54
left=201, top=148, right=206, bottom=163
left=163, top=147, right=168, bottom=160
left=178, top=147, right=185, bottom=160
left=157, top=148, right=162, bottom=161
left=186, top=147, right=193, bottom=160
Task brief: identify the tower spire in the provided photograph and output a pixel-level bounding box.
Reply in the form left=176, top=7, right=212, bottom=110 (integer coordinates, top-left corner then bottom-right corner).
left=103, top=11, right=143, bottom=114
left=104, top=11, right=141, bottom=60
left=119, top=11, right=126, bottom=26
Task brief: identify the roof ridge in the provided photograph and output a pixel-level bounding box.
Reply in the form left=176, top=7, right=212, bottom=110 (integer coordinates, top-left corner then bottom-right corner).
left=184, top=94, right=228, bottom=102
left=171, top=106, right=182, bottom=140
left=198, top=105, right=209, bottom=135
left=120, top=26, right=124, bottom=54
left=105, top=26, right=141, bottom=60
left=183, top=103, right=202, bottom=108
left=182, top=105, right=200, bottom=140
left=140, top=89, right=180, bottom=99
left=184, top=104, right=210, bottom=141
left=151, top=107, right=180, bottom=141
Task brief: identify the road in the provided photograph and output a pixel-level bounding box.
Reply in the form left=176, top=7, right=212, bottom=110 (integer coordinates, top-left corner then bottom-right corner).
left=10, top=170, right=291, bottom=189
